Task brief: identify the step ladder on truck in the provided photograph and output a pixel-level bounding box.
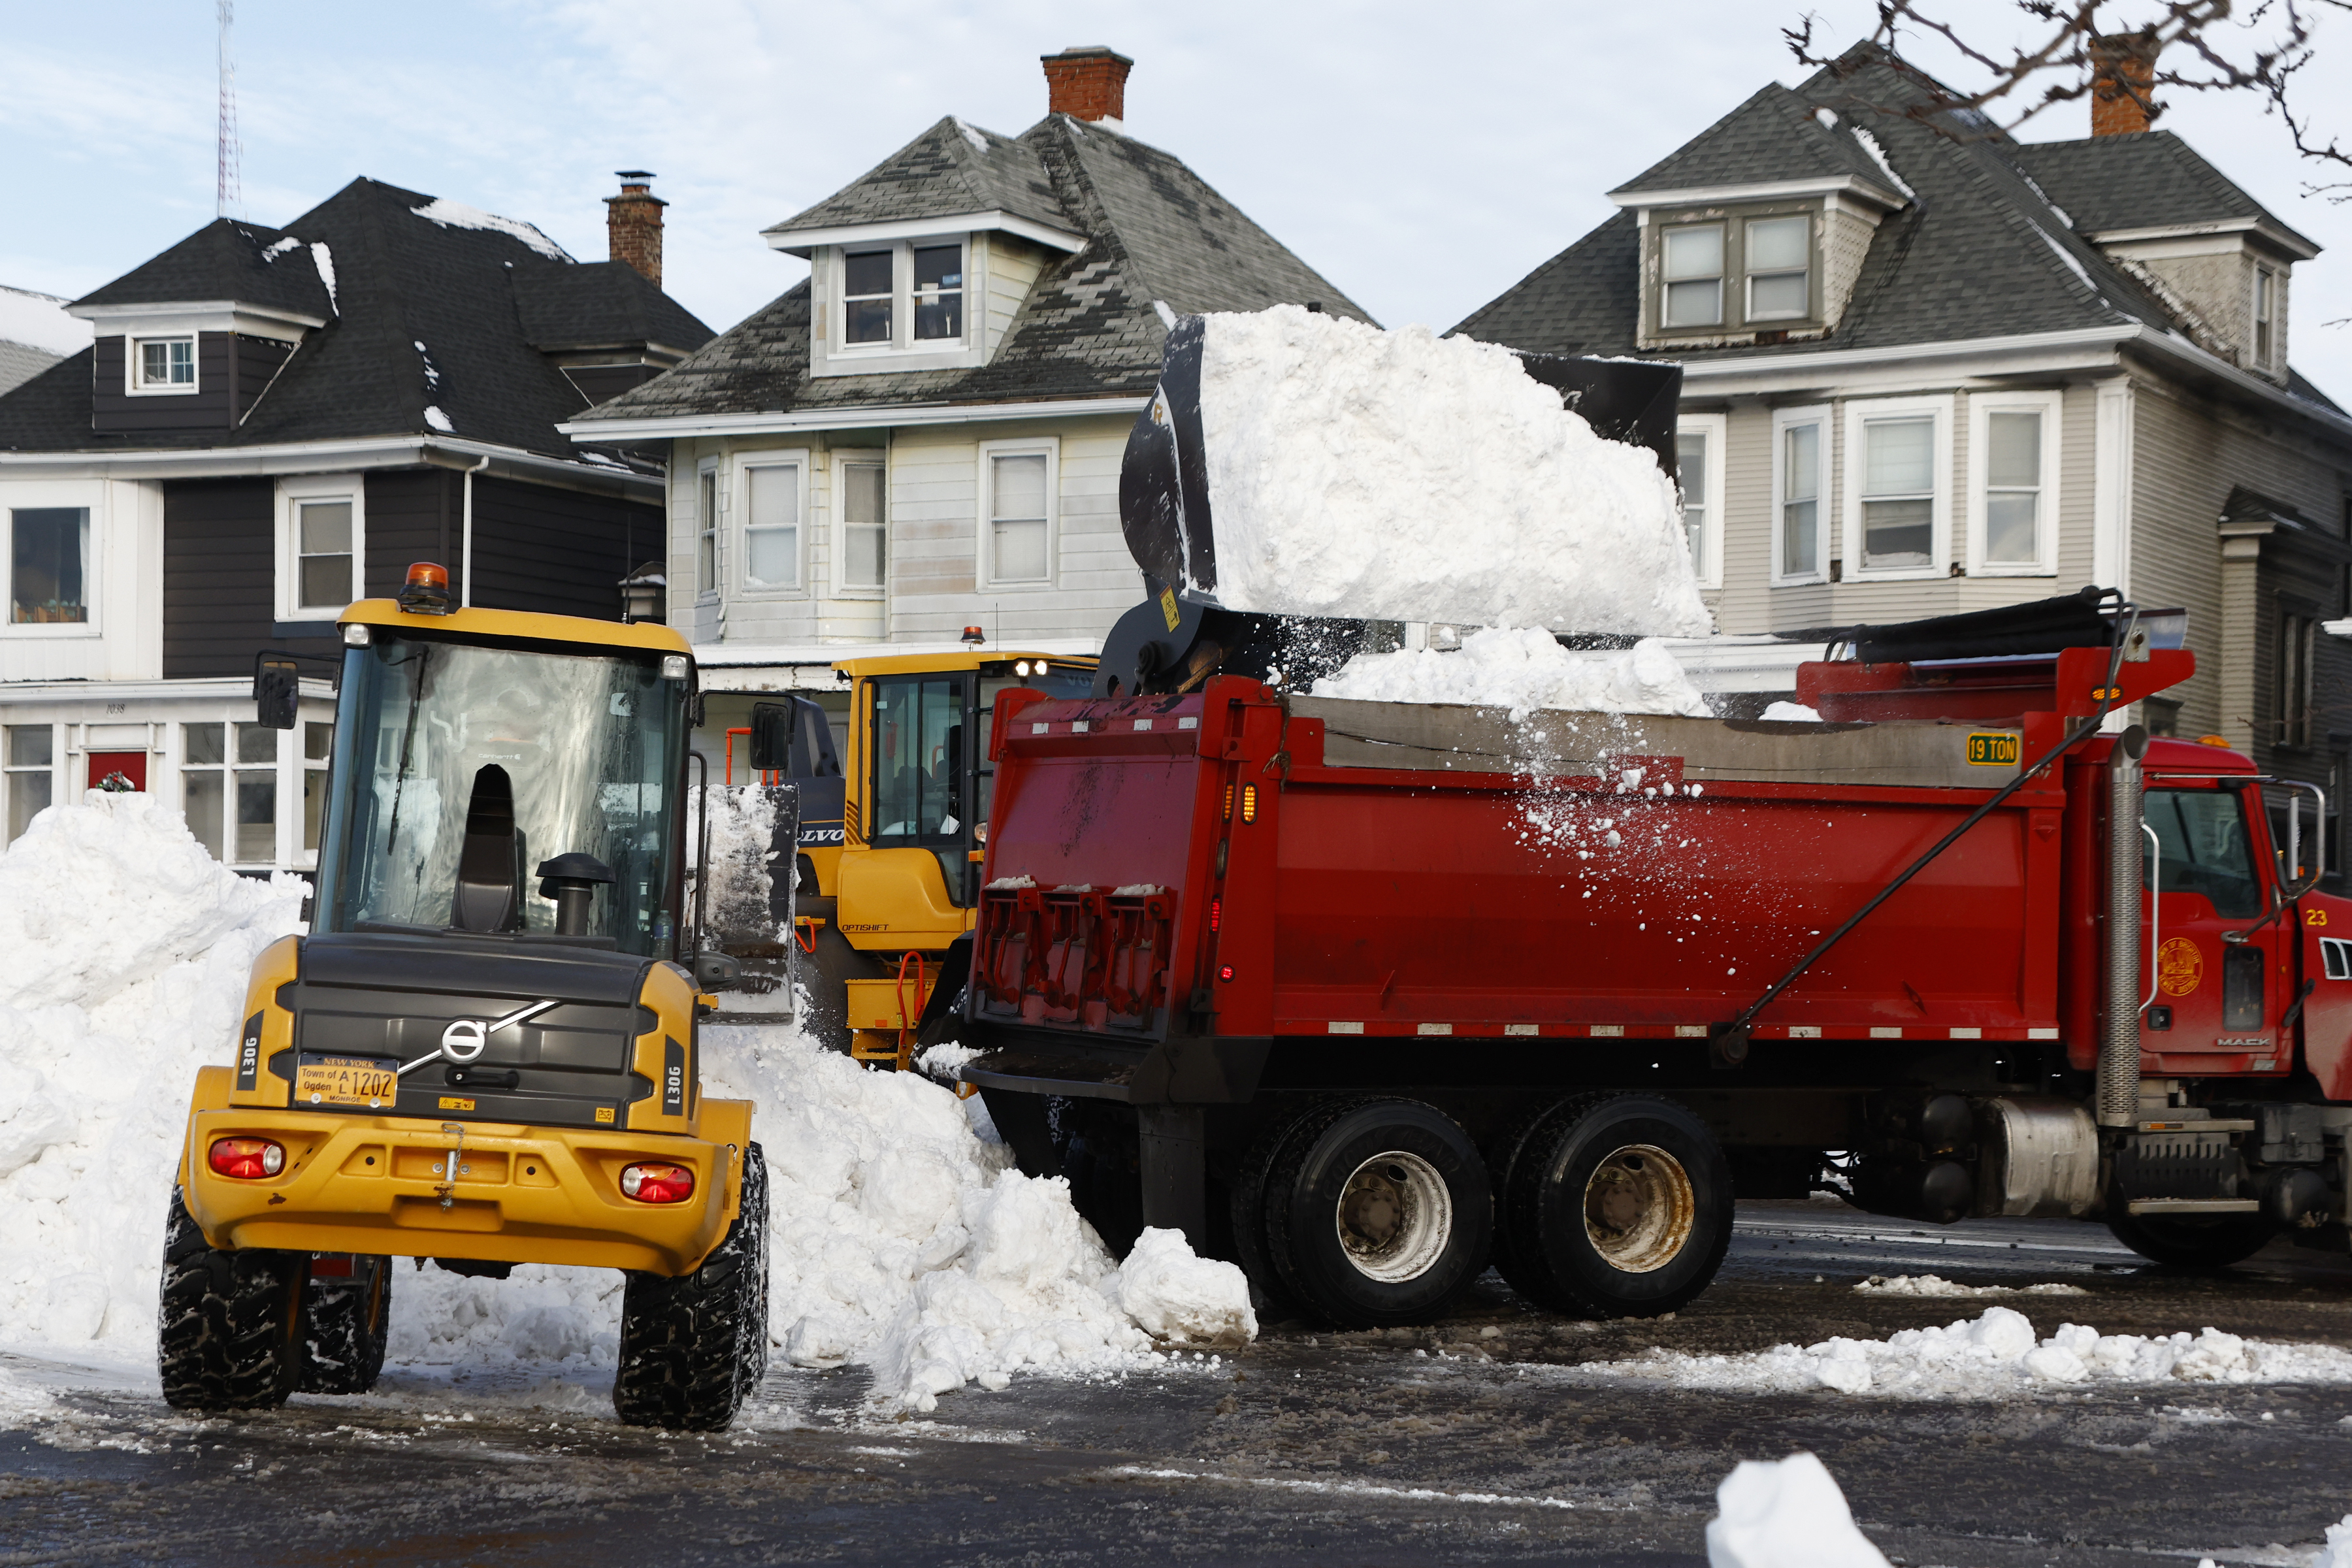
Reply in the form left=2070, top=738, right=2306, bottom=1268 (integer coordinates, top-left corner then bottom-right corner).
left=163, top=564, right=768, bottom=1429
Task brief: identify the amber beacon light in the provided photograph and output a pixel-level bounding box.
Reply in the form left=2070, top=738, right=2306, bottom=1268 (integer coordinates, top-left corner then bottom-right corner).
left=398, top=561, right=456, bottom=615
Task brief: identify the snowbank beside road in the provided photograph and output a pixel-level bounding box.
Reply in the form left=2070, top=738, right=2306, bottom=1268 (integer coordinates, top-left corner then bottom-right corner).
left=1579, top=1305, right=2352, bottom=1398
left=0, top=796, right=1250, bottom=1414
left=1191, top=307, right=1710, bottom=638
left=1313, top=627, right=1710, bottom=720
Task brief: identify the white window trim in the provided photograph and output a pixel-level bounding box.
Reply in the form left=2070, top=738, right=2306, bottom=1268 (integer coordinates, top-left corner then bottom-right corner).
left=273, top=473, right=365, bottom=623
left=2, top=482, right=102, bottom=639
left=1965, top=390, right=2063, bottom=578
left=816, top=238, right=977, bottom=378
left=126, top=334, right=199, bottom=397
left=832, top=450, right=889, bottom=599
left=1771, top=404, right=1832, bottom=585
left=732, top=451, right=811, bottom=598
left=693, top=457, right=721, bottom=604
left=1676, top=414, right=1727, bottom=591
left=976, top=438, right=1060, bottom=591
left=1841, top=394, right=1953, bottom=583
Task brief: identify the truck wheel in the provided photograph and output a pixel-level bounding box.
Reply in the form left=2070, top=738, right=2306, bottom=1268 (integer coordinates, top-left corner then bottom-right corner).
left=1500, top=1094, right=1732, bottom=1319
left=1229, top=1102, right=1337, bottom=1318
left=2106, top=1207, right=2277, bottom=1268
left=613, top=1143, right=770, bottom=1431
left=156, top=1187, right=308, bottom=1413
left=298, top=1256, right=393, bottom=1395
left=1262, top=1099, right=1492, bottom=1330
left=1483, top=1098, right=1572, bottom=1296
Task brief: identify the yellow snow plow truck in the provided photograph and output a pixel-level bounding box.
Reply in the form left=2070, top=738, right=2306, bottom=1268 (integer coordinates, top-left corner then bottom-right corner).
left=160, top=564, right=766, bottom=1430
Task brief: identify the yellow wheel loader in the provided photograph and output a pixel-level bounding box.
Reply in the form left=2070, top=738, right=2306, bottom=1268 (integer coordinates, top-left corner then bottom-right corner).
left=161, top=564, right=766, bottom=1430
left=741, top=647, right=1093, bottom=1065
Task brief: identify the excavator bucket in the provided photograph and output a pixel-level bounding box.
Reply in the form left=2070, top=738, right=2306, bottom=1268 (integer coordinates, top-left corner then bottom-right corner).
left=1117, top=314, right=1685, bottom=612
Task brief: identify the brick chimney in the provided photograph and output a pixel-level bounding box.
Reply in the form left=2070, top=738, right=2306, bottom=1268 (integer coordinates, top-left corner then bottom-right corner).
left=2090, top=31, right=2159, bottom=137
left=606, top=171, right=666, bottom=286
left=1042, top=46, right=1133, bottom=125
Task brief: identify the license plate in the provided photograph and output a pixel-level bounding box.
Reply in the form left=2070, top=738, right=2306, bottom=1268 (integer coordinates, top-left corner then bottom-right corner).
left=295, top=1054, right=400, bottom=1109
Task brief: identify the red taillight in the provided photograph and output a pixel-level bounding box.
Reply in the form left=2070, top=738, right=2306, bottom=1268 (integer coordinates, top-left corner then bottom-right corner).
left=1218, top=964, right=1235, bottom=983
left=1210, top=898, right=1222, bottom=932
left=209, top=1137, right=285, bottom=1179
left=620, top=1162, right=695, bottom=1203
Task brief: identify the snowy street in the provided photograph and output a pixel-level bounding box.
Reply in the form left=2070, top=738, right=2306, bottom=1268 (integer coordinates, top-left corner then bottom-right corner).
left=7, top=1201, right=2350, bottom=1567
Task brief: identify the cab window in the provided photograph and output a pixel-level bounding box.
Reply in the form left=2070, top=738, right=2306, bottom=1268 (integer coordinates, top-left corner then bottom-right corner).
left=2146, top=787, right=2264, bottom=919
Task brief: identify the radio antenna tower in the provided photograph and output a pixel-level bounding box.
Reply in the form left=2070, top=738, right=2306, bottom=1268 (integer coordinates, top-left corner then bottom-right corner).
left=216, top=0, right=241, bottom=218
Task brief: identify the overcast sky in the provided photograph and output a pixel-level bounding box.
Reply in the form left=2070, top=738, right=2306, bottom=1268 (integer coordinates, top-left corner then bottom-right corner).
left=7, top=1, right=2351, bottom=395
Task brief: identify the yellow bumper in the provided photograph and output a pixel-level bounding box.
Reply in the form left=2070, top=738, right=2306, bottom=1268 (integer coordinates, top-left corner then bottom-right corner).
left=179, top=1085, right=753, bottom=1276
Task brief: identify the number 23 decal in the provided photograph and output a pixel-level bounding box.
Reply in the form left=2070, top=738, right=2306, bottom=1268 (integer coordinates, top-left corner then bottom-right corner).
left=2310, top=908, right=2330, bottom=926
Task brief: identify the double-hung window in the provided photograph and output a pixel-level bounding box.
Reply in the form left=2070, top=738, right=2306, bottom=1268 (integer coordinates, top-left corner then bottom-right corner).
left=912, top=245, right=963, bottom=341
left=9, top=508, right=89, bottom=625
left=979, top=442, right=1055, bottom=587
left=695, top=463, right=719, bottom=597
left=2255, top=268, right=2276, bottom=369
left=1661, top=225, right=1724, bottom=330
left=1772, top=407, right=1829, bottom=583
left=839, top=457, right=886, bottom=592
left=132, top=336, right=196, bottom=392
left=740, top=459, right=805, bottom=593
left=1968, top=393, right=2061, bottom=575
left=1745, top=216, right=1810, bottom=320
left=5, top=724, right=53, bottom=843
left=1842, top=396, right=1952, bottom=579
left=275, top=476, right=363, bottom=621
left=184, top=721, right=280, bottom=865
left=843, top=251, right=894, bottom=346
left=1675, top=414, right=1727, bottom=589
left=2280, top=610, right=2317, bottom=749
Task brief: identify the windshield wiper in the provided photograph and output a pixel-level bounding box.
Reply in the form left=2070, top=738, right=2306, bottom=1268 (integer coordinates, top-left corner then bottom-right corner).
left=384, top=643, right=434, bottom=852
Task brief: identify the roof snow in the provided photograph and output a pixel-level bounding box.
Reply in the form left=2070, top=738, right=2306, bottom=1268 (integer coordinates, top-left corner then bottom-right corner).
left=2029, top=219, right=2099, bottom=298
left=422, top=404, right=454, bottom=432
left=953, top=117, right=990, bottom=153
left=409, top=199, right=573, bottom=263
left=1848, top=125, right=1915, bottom=200
left=308, top=242, right=338, bottom=314
left=0, top=286, right=93, bottom=357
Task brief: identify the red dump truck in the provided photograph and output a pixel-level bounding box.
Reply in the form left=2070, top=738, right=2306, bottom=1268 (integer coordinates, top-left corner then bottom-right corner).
left=953, top=624, right=2351, bottom=1328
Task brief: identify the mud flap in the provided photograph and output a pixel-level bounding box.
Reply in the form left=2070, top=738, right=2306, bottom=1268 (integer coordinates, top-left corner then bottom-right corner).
left=914, top=932, right=972, bottom=1047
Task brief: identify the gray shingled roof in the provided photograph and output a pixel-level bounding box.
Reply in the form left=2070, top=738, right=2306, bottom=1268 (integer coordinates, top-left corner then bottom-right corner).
left=1612, top=84, right=1896, bottom=196
left=1452, top=42, right=2306, bottom=386
left=765, top=117, right=1075, bottom=239
left=76, top=217, right=336, bottom=320
left=2013, top=133, right=2311, bottom=246
left=578, top=114, right=1371, bottom=423
left=0, top=178, right=713, bottom=460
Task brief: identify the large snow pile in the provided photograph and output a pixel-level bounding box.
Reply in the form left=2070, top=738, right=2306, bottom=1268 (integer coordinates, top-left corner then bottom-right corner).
left=1312, top=627, right=1710, bottom=720
left=1580, top=1305, right=2352, bottom=1398
left=0, top=795, right=1251, bottom=1413
left=0, top=794, right=308, bottom=1348
left=704, top=1023, right=1254, bottom=1410
left=1705, top=1452, right=1891, bottom=1568
left=1191, top=307, right=1710, bottom=637
left=2321, top=1515, right=2352, bottom=1568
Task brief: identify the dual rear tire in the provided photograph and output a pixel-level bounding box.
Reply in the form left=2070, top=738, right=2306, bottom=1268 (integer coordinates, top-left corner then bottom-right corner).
left=1229, top=1092, right=1733, bottom=1328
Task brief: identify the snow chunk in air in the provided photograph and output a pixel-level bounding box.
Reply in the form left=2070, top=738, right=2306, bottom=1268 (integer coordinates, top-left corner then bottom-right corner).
left=1707, top=1452, right=1891, bottom=1568
left=410, top=198, right=572, bottom=263
left=1314, top=628, right=1709, bottom=721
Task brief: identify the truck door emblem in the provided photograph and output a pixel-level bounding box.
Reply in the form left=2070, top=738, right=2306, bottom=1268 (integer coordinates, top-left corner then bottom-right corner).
left=2157, top=937, right=2202, bottom=998
left=399, top=1000, right=559, bottom=1077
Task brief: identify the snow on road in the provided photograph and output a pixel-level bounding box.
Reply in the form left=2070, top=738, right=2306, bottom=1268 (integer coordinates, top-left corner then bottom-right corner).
left=1852, top=1273, right=2087, bottom=1298
left=0, top=795, right=1251, bottom=1425
left=1705, top=1452, right=1889, bottom=1568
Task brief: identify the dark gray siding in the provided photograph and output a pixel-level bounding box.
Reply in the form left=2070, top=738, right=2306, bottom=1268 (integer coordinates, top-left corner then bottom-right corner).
left=362, top=468, right=461, bottom=597
left=468, top=475, right=656, bottom=622
left=161, top=478, right=337, bottom=677
left=91, top=333, right=236, bottom=433
left=563, top=365, right=658, bottom=405
left=233, top=335, right=296, bottom=422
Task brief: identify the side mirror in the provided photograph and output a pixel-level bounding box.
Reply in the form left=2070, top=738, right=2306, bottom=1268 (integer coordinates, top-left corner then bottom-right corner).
left=253, top=656, right=300, bottom=730
left=693, top=949, right=742, bottom=992
left=748, top=702, right=793, bottom=774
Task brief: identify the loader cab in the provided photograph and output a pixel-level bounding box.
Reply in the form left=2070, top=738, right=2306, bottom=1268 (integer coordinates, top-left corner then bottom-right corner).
left=306, top=599, right=695, bottom=958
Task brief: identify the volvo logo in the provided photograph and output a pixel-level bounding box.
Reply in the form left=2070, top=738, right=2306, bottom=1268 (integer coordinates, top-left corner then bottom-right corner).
left=398, top=1000, right=558, bottom=1077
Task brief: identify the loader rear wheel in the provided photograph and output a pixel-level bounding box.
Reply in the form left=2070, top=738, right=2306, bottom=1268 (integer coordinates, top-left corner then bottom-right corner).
left=2106, top=1207, right=2277, bottom=1268
left=156, top=1187, right=308, bottom=1413
left=613, top=1144, right=770, bottom=1431
left=1500, top=1095, right=1731, bottom=1319
left=298, top=1256, right=393, bottom=1395
left=1262, top=1099, right=1491, bottom=1329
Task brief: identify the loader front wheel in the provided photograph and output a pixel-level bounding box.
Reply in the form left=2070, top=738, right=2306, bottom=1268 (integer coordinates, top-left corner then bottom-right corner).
left=298, top=1255, right=393, bottom=1395
left=613, top=1144, right=770, bottom=1431
left=156, top=1187, right=308, bottom=1412
left=1262, top=1099, right=1491, bottom=1330
left=1501, top=1095, right=1732, bottom=1319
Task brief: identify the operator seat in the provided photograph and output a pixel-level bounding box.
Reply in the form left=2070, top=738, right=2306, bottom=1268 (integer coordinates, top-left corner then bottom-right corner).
left=451, top=764, right=523, bottom=931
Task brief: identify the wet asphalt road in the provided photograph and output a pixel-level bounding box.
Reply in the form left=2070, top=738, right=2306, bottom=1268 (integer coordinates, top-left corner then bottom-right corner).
left=7, top=1202, right=2352, bottom=1568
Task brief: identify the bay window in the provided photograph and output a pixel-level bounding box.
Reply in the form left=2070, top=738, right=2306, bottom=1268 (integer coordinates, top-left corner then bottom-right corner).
left=1842, top=395, right=1952, bottom=579
left=741, top=458, right=806, bottom=593
left=5, top=725, right=52, bottom=843
left=1772, top=407, right=1829, bottom=583
left=695, top=463, right=719, bottom=596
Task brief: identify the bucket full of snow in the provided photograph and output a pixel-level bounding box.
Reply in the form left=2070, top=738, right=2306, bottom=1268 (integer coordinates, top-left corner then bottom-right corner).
left=1118, top=307, right=1706, bottom=637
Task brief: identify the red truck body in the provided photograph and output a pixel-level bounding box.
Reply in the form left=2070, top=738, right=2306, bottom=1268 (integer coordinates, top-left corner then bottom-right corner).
left=960, top=641, right=2352, bottom=1320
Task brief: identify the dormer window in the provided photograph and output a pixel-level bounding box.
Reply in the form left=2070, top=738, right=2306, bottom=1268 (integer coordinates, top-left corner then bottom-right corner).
left=1662, top=225, right=1723, bottom=329
left=2255, top=267, right=2276, bottom=368
left=1745, top=217, right=1810, bottom=320
left=832, top=240, right=969, bottom=357
left=131, top=336, right=196, bottom=393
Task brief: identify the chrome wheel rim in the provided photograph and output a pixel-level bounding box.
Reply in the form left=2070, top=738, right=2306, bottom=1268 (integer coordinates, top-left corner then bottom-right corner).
left=1582, top=1143, right=1695, bottom=1273
left=1335, top=1150, right=1452, bottom=1282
